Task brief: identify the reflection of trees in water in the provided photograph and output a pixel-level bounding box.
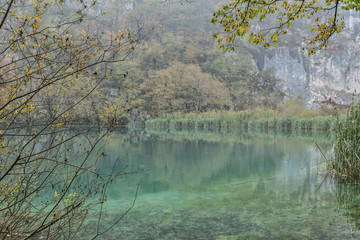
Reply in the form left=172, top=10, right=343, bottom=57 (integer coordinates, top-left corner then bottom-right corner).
left=104, top=134, right=286, bottom=188
left=244, top=143, right=335, bottom=205
left=100, top=130, right=330, bottom=199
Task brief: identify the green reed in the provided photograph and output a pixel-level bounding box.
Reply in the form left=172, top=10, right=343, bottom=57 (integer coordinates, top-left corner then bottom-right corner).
left=145, top=109, right=337, bottom=131
left=333, top=102, right=360, bottom=179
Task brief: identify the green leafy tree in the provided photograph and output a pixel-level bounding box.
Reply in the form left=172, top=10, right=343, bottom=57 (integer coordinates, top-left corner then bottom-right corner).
left=211, top=0, right=353, bottom=53
left=141, top=63, right=232, bottom=115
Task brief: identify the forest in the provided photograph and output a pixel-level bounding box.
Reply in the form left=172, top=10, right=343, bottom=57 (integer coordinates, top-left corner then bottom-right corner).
left=7, top=0, right=287, bottom=125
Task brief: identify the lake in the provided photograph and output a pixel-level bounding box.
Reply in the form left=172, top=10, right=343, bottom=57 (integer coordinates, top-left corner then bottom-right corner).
left=92, top=130, right=360, bottom=240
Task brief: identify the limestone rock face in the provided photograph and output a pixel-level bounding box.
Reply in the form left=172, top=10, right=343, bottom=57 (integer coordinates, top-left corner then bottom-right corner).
left=250, top=11, right=360, bottom=107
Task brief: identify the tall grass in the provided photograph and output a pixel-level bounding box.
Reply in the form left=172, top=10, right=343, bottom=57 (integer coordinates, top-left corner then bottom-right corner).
left=333, top=102, right=360, bottom=179
left=145, top=110, right=338, bottom=133
left=247, top=116, right=337, bottom=131
left=144, top=98, right=346, bottom=132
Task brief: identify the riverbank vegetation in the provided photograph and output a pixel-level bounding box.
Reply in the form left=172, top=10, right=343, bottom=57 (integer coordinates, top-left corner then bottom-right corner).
left=145, top=98, right=344, bottom=133
left=332, top=101, right=360, bottom=180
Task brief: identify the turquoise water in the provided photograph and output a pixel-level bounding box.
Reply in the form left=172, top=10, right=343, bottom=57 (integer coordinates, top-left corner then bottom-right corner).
left=93, top=131, right=360, bottom=239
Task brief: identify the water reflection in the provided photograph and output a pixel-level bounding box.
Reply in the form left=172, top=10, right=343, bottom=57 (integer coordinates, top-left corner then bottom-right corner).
left=336, top=179, right=360, bottom=229
left=93, top=130, right=360, bottom=239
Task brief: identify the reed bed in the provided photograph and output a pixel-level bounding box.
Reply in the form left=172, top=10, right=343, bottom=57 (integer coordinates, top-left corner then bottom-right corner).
left=247, top=116, right=337, bottom=131
left=145, top=111, right=338, bottom=133
left=333, top=102, right=360, bottom=179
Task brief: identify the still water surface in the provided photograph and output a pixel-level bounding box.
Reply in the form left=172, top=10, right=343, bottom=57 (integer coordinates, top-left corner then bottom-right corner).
left=95, top=131, right=360, bottom=239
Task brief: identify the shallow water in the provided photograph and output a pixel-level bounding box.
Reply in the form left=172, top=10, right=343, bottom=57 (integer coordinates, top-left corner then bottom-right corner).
left=93, top=131, right=360, bottom=239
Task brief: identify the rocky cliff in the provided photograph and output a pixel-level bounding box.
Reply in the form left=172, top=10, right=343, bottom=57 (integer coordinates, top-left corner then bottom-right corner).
left=250, top=11, right=360, bottom=107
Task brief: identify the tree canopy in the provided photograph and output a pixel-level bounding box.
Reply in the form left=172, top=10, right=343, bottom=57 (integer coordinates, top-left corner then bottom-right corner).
left=211, top=0, right=357, bottom=54
left=142, top=63, right=232, bottom=115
